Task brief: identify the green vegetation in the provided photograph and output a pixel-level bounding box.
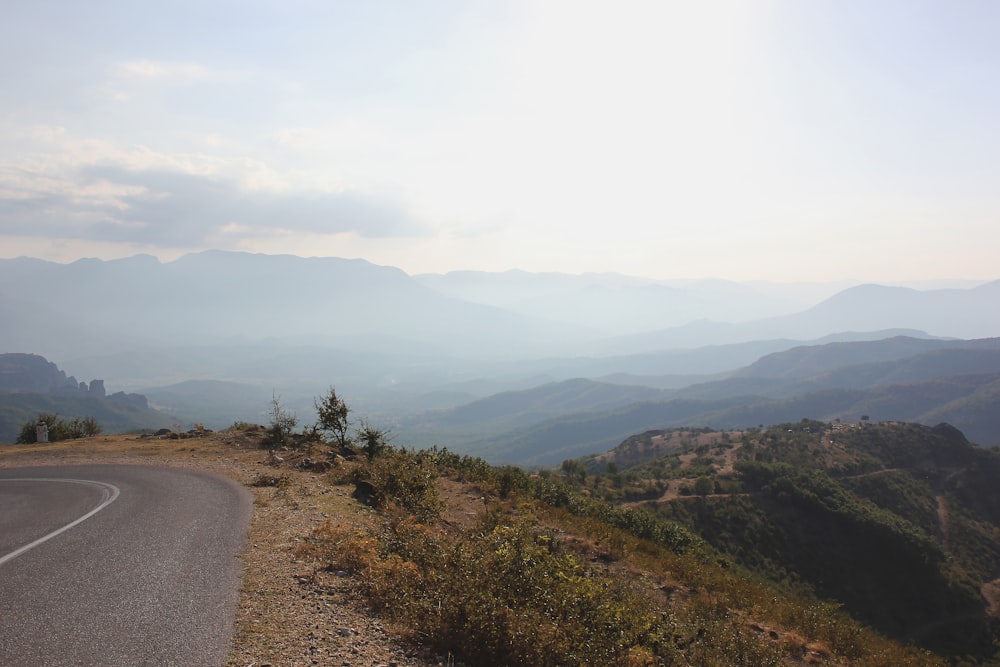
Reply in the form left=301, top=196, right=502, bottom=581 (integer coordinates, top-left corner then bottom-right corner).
left=285, top=430, right=948, bottom=666
left=0, top=393, right=175, bottom=443
left=302, top=510, right=680, bottom=666
left=262, top=390, right=1000, bottom=664
left=264, top=393, right=299, bottom=448
left=343, top=448, right=443, bottom=522
left=314, top=386, right=351, bottom=449
left=16, top=411, right=101, bottom=443
left=263, top=386, right=390, bottom=459
left=561, top=421, right=1000, bottom=662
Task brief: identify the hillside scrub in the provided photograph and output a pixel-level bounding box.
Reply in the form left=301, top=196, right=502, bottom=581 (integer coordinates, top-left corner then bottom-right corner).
left=261, top=387, right=392, bottom=461
left=303, top=512, right=677, bottom=666
left=294, top=441, right=948, bottom=667
left=240, top=394, right=1000, bottom=663
left=568, top=421, right=1000, bottom=662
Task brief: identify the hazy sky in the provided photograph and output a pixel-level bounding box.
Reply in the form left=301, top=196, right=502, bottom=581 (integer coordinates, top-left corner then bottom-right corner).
left=2, top=0, right=998, bottom=281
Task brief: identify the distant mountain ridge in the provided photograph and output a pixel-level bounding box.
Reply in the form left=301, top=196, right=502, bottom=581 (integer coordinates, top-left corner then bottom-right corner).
left=595, top=281, right=1000, bottom=352
left=774, top=281, right=1000, bottom=340
left=398, top=336, right=1000, bottom=465
left=0, top=251, right=593, bottom=359
left=414, top=270, right=809, bottom=335
left=2, top=253, right=997, bottom=363
left=733, top=336, right=970, bottom=379
left=2, top=252, right=998, bottom=454
left=418, top=378, right=666, bottom=430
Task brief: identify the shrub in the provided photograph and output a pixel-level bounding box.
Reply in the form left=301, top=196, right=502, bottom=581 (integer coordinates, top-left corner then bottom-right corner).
left=263, top=393, right=298, bottom=448
left=305, top=511, right=664, bottom=666
left=356, top=419, right=388, bottom=461
left=16, top=412, right=101, bottom=443
left=298, top=436, right=949, bottom=667
left=351, top=449, right=443, bottom=522
left=249, top=473, right=291, bottom=488
left=694, top=475, right=714, bottom=496
left=314, top=386, right=351, bottom=449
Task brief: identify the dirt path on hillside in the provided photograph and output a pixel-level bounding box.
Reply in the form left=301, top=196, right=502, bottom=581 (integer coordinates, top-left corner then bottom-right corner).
left=836, top=467, right=903, bottom=480
left=936, top=494, right=951, bottom=548
left=933, top=469, right=967, bottom=551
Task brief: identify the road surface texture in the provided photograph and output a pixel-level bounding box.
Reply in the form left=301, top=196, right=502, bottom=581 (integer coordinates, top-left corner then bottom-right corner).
left=0, top=464, right=251, bottom=666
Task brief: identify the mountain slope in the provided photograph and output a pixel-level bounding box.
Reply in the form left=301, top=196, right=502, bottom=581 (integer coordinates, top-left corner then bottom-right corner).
left=415, top=270, right=807, bottom=335
left=610, top=281, right=1000, bottom=349
left=577, top=421, right=1000, bottom=659
left=0, top=252, right=594, bottom=359
left=734, top=336, right=1000, bottom=379
left=419, top=378, right=666, bottom=429
left=419, top=368, right=1000, bottom=465
left=679, top=338, right=1000, bottom=400
left=696, top=372, right=1000, bottom=444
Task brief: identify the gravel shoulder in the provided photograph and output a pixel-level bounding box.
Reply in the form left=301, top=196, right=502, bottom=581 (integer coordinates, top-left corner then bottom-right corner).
left=0, top=432, right=435, bottom=667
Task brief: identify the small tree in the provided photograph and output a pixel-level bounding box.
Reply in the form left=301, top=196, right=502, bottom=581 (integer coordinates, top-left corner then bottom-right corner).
left=356, top=419, right=388, bottom=460
left=561, top=459, right=586, bottom=483
left=265, top=393, right=298, bottom=448
left=66, top=416, right=102, bottom=439
left=19, top=412, right=55, bottom=444
left=693, top=476, right=714, bottom=497
left=315, top=386, right=351, bottom=449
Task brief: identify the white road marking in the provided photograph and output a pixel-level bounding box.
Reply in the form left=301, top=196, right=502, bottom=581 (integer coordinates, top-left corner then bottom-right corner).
left=0, top=478, right=121, bottom=567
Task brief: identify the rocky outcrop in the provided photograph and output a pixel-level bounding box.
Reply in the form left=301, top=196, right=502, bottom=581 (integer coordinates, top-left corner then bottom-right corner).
left=0, top=353, right=75, bottom=393
left=108, top=390, right=147, bottom=409
left=0, top=353, right=146, bottom=406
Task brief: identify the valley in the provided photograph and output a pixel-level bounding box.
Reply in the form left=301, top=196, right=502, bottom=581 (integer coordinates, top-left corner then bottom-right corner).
left=2, top=254, right=1000, bottom=665
left=6, top=4, right=999, bottom=663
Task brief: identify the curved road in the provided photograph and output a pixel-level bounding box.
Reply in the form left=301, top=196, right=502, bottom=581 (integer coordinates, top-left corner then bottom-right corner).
left=0, top=464, right=252, bottom=666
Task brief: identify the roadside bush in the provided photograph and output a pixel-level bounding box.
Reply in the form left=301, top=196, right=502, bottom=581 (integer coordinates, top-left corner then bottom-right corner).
left=302, top=508, right=799, bottom=666
left=17, top=412, right=101, bottom=443
left=263, top=394, right=298, bottom=448
left=350, top=449, right=443, bottom=522
left=305, top=511, right=663, bottom=666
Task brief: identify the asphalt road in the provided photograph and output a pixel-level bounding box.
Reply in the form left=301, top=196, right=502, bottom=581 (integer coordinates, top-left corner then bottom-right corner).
left=0, top=464, right=252, bottom=666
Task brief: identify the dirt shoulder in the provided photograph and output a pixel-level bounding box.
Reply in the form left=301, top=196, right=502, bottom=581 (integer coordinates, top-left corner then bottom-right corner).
left=0, top=432, right=435, bottom=667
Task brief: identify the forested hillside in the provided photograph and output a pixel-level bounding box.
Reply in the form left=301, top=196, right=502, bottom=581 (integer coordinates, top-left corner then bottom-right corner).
left=573, top=420, right=1000, bottom=660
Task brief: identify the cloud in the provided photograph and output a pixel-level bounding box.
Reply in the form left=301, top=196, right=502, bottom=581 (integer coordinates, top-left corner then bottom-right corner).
left=102, top=59, right=232, bottom=104
left=114, top=60, right=212, bottom=82
left=0, top=150, right=430, bottom=247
